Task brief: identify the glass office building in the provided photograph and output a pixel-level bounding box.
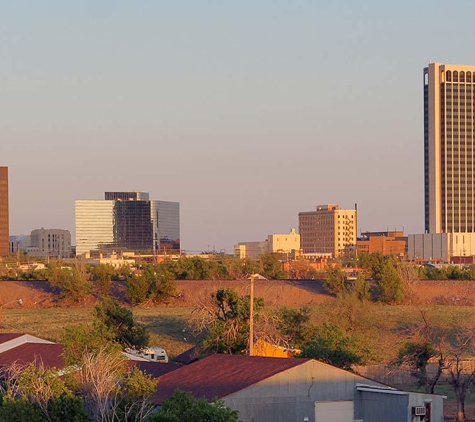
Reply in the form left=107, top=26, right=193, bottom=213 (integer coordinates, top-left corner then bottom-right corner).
left=75, top=192, right=180, bottom=256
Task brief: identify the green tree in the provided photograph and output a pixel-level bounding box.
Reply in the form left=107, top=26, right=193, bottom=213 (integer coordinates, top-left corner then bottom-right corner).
left=300, top=322, right=371, bottom=370
left=274, top=307, right=311, bottom=347
left=47, top=263, right=93, bottom=302
left=376, top=259, right=405, bottom=303
left=126, top=274, right=149, bottom=305
left=258, top=253, right=286, bottom=279
left=61, top=323, right=120, bottom=366
left=396, top=341, right=445, bottom=394
left=323, top=265, right=349, bottom=296
left=192, top=288, right=264, bottom=354
left=151, top=390, right=240, bottom=422
left=93, top=296, right=149, bottom=350
left=89, top=264, right=115, bottom=295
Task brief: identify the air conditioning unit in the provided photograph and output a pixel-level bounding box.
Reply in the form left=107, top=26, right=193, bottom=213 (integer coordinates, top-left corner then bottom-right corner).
left=413, top=406, right=426, bottom=416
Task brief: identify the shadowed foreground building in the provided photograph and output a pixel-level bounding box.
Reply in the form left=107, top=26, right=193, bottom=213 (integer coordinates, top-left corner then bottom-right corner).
left=152, top=354, right=444, bottom=422
left=75, top=191, right=179, bottom=256
left=0, top=167, right=8, bottom=257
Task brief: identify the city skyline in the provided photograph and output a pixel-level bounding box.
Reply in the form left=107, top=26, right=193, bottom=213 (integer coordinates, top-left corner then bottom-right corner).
left=2, top=2, right=475, bottom=252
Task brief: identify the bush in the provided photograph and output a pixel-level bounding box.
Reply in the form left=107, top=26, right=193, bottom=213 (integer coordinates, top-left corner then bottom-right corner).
left=152, top=390, right=240, bottom=422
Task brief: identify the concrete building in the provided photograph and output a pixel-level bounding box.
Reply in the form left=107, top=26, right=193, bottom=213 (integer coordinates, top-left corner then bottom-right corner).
left=408, top=232, right=475, bottom=262
left=152, top=354, right=444, bottom=422
left=0, top=167, right=9, bottom=257
left=28, top=228, right=71, bottom=258
left=234, top=229, right=300, bottom=259
left=424, top=63, right=475, bottom=234
left=75, top=192, right=180, bottom=256
left=357, top=231, right=407, bottom=257
left=299, top=204, right=356, bottom=257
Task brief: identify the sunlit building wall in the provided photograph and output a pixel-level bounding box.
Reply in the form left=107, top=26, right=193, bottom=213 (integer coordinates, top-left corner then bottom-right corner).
left=75, top=200, right=115, bottom=256
left=424, top=63, right=475, bottom=233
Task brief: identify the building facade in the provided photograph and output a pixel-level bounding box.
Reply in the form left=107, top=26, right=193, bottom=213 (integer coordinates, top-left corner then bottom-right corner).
left=299, top=204, right=356, bottom=257
left=234, top=229, right=300, bottom=259
left=424, top=63, right=475, bottom=233
left=0, top=167, right=8, bottom=257
left=29, top=228, right=72, bottom=258
left=408, top=232, right=475, bottom=262
left=357, top=231, right=407, bottom=257
left=75, top=192, right=180, bottom=256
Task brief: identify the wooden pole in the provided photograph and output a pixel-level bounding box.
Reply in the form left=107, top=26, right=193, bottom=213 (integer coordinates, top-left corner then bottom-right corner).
left=249, top=275, right=254, bottom=356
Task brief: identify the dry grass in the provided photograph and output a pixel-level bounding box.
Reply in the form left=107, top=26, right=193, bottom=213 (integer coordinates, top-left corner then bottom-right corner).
left=1, top=306, right=197, bottom=358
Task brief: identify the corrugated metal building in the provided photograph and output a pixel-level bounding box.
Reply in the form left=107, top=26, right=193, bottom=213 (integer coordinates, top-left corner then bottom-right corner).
left=152, top=354, right=444, bottom=422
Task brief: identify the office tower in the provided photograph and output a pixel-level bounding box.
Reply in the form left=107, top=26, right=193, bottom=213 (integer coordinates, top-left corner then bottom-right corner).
left=75, top=192, right=180, bottom=256
left=424, top=62, right=475, bottom=233
left=0, top=167, right=9, bottom=257
left=298, top=204, right=356, bottom=257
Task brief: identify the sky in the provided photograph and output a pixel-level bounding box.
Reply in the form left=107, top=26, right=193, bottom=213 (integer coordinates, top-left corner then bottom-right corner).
left=2, top=1, right=475, bottom=253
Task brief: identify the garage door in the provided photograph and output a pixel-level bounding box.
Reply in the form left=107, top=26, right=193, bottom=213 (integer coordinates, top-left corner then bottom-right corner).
left=315, top=401, right=354, bottom=422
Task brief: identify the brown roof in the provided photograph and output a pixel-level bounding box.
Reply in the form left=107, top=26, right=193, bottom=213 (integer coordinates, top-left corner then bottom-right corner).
left=0, top=343, right=64, bottom=369
left=153, top=354, right=310, bottom=405
left=0, top=333, right=24, bottom=344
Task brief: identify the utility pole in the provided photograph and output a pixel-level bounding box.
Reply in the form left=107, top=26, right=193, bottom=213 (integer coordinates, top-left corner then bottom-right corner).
left=249, top=275, right=255, bottom=356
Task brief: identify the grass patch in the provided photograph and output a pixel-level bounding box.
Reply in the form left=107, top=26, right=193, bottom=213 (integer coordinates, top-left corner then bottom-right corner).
left=1, top=306, right=196, bottom=357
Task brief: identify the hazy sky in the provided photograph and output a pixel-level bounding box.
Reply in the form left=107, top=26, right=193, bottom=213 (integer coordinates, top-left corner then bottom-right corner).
left=2, top=1, right=474, bottom=252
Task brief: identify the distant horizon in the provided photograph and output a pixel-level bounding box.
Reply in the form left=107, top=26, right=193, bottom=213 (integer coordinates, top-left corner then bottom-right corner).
left=3, top=1, right=475, bottom=252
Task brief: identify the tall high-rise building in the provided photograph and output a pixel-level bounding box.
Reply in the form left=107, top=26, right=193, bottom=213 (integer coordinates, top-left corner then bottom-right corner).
left=0, top=167, right=9, bottom=257
left=298, top=204, right=356, bottom=257
left=75, top=192, right=180, bottom=256
left=424, top=62, right=475, bottom=233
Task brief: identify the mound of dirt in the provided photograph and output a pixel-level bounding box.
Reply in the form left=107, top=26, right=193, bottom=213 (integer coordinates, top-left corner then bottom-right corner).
left=3, top=278, right=475, bottom=309
left=170, top=279, right=331, bottom=307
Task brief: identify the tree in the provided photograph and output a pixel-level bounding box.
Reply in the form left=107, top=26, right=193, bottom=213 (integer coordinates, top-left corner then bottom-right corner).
left=0, top=361, right=89, bottom=422
left=258, top=253, right=286, bottom=280
left=93, top=296, right=149, bottom=350
left=300, top=322, right=371, bottom=370
left=445, top=327, right=475, bottom=422
left=61, top=322, right=120, bottom=366
left=90, top=264, right=115, bottom=296
left=397, top=341, right=445, bottom=394
left=375, top=259, right=405, bottom=303
left=47, top=262, right=93, bottom=302
left=273, top=307, right=311, bottom=347
left=126, top=264, right=177, bottom=305
left=151, top=390, right=240, bottom=422
left=190, top=288, right=264, bottom=354
left=73, top=347, right=158, bottom=422
left=323, top=265, right=349, bottom=296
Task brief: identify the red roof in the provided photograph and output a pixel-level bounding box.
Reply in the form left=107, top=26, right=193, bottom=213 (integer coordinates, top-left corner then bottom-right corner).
left=0, top=343, right=64, bottom=369
left=153, top=354, right=310, bottom=405
left=0, top=333, right=24, bottom=344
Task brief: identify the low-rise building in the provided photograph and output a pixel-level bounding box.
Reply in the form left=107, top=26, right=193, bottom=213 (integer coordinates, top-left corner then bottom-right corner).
left=234, top=229, right=300, bottom=259
left=29, top=228, right=72, bottom=258
left=357, top=231, right=407, bottom=257
left=152, top=354, right=444, bottom=422
left=408, top=232, right=475, bottom=263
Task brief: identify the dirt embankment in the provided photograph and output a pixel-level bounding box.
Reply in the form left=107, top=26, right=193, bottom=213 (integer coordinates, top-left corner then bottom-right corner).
left=2, top=278, right=475, bottom=309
